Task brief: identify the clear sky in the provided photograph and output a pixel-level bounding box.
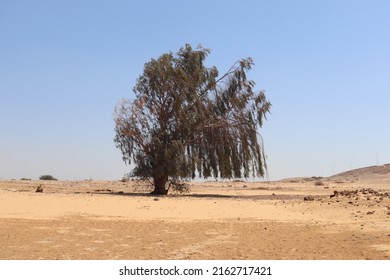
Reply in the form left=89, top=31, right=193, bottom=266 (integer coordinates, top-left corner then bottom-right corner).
left=1, top=0, right=389, bottom=181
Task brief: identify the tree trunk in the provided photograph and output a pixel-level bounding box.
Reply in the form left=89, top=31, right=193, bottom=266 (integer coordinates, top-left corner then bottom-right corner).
left=151, top=175, right=168, bottom=195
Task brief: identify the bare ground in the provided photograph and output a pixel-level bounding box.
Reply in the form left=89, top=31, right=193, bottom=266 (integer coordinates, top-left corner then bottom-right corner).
left=1, top=174, right=390, bottom=260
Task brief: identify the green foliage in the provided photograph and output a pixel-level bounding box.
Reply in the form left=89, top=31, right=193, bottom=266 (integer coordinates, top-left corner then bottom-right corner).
left=114, top=44, right=271, bottom=194
left=39, top=175, right=57, bottom=181
left=20, top=178, right=31, bottom=181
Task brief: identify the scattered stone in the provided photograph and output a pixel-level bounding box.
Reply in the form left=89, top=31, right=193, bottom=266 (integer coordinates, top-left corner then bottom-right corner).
left=327, top=188, right=390, bottom=204
left=94, top=189, right=113, bottom=193
left=366, top=211, right=375, bottom=215
left=35, top=185, right=43, bottom=193
left=153, top=198, right=160, bottom=201
left=330, top=190, right=343, bottom=198
left=304, top=196, right=315, bottom=201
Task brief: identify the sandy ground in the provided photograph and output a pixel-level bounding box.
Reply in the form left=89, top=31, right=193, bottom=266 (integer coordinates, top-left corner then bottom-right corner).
left=1, top=175, right=390, bottom=260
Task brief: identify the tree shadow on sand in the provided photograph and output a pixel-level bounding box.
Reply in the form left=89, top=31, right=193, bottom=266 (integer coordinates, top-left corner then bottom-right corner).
left=91, top=191, right=307, bottom=201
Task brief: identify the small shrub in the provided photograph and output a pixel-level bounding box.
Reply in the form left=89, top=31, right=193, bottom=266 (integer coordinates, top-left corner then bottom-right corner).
left=120, top=173, right=132, bottom=183
left=168, top=180, right=190, bottom=194
left=314, top=180, right=324, bottom=186
left=39, top=175, right=57, bottom=181
left=20, top=178, right=31, bottom=181
left=255, top=186, right=270, bottom=190
left=120, top=177, right=129, bottom=183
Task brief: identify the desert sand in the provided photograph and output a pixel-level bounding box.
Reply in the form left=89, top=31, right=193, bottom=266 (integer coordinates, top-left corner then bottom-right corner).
left=1, top=165, right=390, bottom=260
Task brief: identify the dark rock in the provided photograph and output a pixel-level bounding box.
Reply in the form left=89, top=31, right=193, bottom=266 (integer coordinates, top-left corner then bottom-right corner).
left=304, top=196, right=315, bottom=201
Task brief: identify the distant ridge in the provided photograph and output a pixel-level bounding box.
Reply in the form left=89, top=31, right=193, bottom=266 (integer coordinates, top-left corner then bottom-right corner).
left=329, top=163, right=390, bottom=181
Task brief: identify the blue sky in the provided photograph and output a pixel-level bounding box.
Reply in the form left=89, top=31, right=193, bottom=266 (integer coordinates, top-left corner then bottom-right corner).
left=1, top=0, right=389, bottom=180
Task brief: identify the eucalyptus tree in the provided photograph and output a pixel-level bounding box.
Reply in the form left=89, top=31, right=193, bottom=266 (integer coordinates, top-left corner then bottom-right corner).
left=114, top=44, right=271, bottom=194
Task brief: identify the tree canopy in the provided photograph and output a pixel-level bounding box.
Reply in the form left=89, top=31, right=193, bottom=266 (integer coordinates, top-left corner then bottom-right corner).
left=114, top=44, right=271, bottom=194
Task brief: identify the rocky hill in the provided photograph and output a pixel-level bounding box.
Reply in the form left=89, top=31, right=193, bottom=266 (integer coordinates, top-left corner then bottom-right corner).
left=329, top=164, right=390, bottom=182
